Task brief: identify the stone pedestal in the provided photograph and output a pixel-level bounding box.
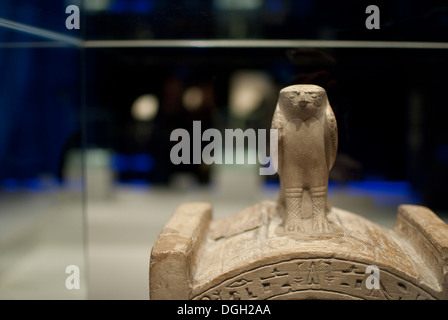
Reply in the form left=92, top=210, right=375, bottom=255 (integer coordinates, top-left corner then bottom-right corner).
left=150, top=202, right=448, bottom=300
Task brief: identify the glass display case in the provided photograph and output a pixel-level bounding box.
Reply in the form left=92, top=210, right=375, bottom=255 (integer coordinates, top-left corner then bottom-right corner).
left=0, top=2, right=85, bottom=299
left=1, top=0, right=448, bottom=300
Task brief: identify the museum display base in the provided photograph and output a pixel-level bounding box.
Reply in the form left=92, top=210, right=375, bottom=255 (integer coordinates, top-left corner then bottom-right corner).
left=150, top=202, right=448, bottom=300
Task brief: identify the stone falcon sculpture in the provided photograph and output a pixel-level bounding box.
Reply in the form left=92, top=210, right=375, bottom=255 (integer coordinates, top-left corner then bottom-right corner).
left=272, top=84, right=337, bottom=233
left=151, top=83, right=448, bottom=300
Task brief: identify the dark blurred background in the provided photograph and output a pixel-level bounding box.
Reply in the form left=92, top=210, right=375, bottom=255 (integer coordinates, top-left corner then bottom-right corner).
left=1, top=0, right=448, bottom=211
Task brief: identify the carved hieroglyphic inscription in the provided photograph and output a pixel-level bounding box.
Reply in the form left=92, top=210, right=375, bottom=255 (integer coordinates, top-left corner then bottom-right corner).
left=193, top=259, right=435, bottom=300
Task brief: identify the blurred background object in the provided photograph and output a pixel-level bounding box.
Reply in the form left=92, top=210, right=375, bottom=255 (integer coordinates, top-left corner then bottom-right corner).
left=1, top=0, right=448, bottom=299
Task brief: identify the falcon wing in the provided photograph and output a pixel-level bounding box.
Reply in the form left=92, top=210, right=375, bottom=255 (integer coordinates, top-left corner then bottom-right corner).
left=325, top=103, right=338, bottom=171
left=271, top=104, right=284, bottom=176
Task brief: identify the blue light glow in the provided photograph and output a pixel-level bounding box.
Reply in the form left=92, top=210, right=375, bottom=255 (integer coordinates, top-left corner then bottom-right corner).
left=266, top=0, right=283, bottom=14
left=112, top=154, right=155, bottom=173
left=436, top=145, right=448, bottom=162
left=335, top=180, right=420, bottom=206
left=0, top=177, right=60, bottom=193
left=110, top=0, right=155, bottom=14
left=1, top=178, right=20, bottom=192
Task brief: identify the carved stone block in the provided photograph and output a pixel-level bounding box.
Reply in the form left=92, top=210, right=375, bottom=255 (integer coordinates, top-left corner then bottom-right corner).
left=150, top=202, right=448, bottom=300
